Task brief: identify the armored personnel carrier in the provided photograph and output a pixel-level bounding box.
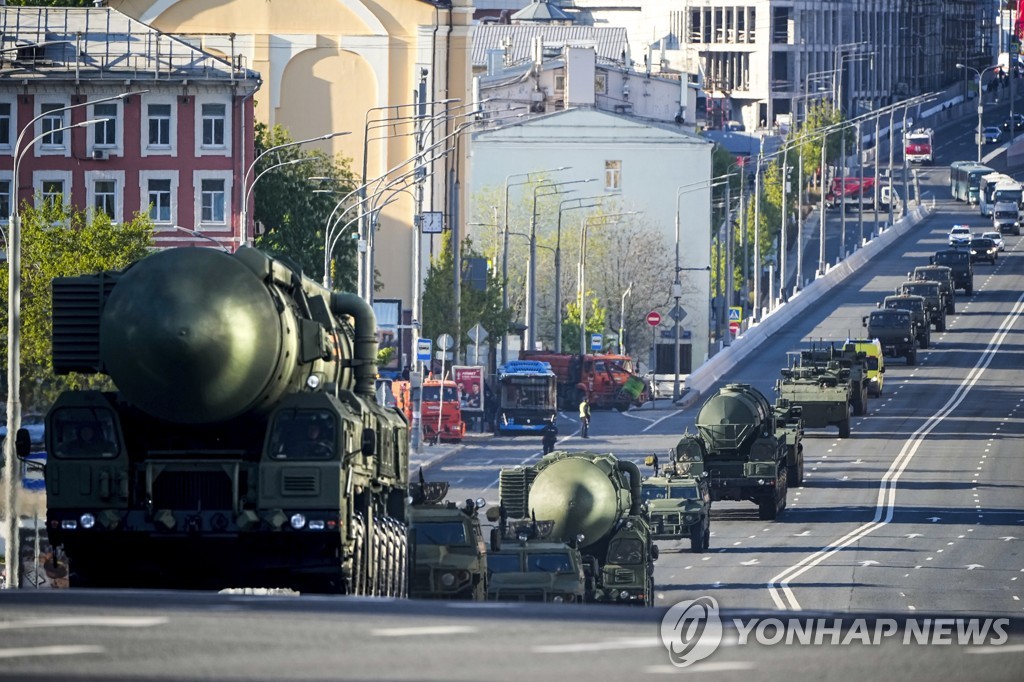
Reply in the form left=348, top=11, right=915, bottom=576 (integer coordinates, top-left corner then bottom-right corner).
left=882, top=293, right=931, bottom=348
left=863, top=308, right=918, bottom=365
left=911, top=265, right=956, bottom=314
left=408, top=475, right=488, bottom=600
left=641, top=451, right=711, bottom=552
left=42, top=247, right=409, bottom=594
left=498, top=451, right=657, bottom=605
left=484, top=511, right=589, bottom=604
left=896, top=280, right=946, bottom=332
left=678, top=384, right=803, bottom=520
left=776, top=353, right=853, bottom=437
left=796, top=343, right=871, bottom=416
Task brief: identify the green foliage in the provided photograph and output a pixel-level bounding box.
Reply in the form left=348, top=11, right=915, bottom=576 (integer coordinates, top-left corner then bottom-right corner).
left=251, top=123, right=360, bottom=290
left=377, top=346, right=395, bottom=368
left=421, top=230, right=513, bottom=361
left=561, top=296, right=607, bottom=354
left=0, top=202, right=153, bottom=412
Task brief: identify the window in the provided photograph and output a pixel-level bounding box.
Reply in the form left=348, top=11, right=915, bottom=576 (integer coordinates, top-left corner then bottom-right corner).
left=201, top=178, right=225, bottom=222
left=42, top=180, right=64, bottom=207
left=604, top=160, right=621, bottom=191
left=201, top=103, right=226, bottom=147
left=0, top=179, right=9, bottom=218
left=94, top=180, right=116, bottom=218
left=93, top=103, right=117, bottom=147
left=0, top=103, right=10, bottom=147
left=41, top=104, right=65, bottom=147
left=148, top=104, right=171, bottom=147
left=147, top=178, right=172, bottom=222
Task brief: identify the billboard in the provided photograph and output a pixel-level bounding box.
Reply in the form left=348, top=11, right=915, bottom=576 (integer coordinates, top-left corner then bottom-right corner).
left=453, top=365, right=484, bottom=413
left=372, top=299, right=402, bottom=375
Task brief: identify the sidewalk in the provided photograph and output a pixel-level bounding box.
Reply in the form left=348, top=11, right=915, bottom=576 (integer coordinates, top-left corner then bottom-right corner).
left=407, top=430, right=489, bottom=473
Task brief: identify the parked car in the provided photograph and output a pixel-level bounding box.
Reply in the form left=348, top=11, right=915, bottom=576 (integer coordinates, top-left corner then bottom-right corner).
left=981, top=230, right=1006, bottom=251
left=982, top=126, right=1003, bottom=144
left=969, top=237, right=999, bottom=264
left=948, top=224, right=973, bottom=247
left=1003, top=114, right=1024, bottom=131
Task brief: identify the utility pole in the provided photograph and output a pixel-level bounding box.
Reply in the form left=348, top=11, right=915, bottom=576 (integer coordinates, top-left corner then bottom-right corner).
left=753, top=137, right=763, bottom=322
left=819, top=130, right=827, bottom=275
left=723, top=180, right=732, bottom=346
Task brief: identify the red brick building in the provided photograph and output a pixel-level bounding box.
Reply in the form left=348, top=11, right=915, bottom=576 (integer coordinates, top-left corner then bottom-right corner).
left=1, top=6, right=261, bottom=249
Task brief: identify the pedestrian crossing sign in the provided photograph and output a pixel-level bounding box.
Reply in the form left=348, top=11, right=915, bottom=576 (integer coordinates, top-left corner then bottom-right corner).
left=728, top=306, right=742, bottom=323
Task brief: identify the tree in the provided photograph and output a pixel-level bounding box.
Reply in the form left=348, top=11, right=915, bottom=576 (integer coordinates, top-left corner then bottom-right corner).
left=420, top=230, right=512, bottom=366
left=0, top=202, right=153, bottom=413
left=252, top=123, right=360, bottom=289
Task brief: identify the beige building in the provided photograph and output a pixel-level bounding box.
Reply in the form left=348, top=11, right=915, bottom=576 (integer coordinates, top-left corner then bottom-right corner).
left=112, top=0, right=476, bottom=327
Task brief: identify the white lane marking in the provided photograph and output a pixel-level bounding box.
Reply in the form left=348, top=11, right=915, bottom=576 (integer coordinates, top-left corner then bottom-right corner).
left=622, top=411, right=657, bottom=424
left=768, top=291, right=1024, bottom=611
left=534, top=637, right=659, bottom=653
left=0, top=645, right=105, bottom=660
left=0, top=616, right=168, bottom=630
left=642, top=409, right=686, bottom=432
left=372, top=625, right=477, bottom=637
left=645, top=662, right=755, bottom=674
left=967, top=644, right=1024, bottom=655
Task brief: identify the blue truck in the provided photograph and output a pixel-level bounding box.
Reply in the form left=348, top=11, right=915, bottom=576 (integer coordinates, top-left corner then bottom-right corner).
left=495, top=361, right=558, bottom=435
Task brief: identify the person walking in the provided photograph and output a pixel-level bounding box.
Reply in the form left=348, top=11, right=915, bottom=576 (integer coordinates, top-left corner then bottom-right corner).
left=541, top=419, right=558, bottom=454
left=578, top=396, right=591, bottom=438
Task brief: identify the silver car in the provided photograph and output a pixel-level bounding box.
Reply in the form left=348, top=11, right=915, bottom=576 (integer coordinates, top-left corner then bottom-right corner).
left=982, top=231, right=1006, bottom=252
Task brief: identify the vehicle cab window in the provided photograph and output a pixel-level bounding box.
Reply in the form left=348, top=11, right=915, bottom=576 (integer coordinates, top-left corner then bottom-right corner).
left=52, top=408, right=120, bottom=458
left=268, top=409, right=336, bottom=460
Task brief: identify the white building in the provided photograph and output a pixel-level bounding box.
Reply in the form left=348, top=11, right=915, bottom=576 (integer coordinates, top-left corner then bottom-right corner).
left=468, top=106, right=714, bottom=369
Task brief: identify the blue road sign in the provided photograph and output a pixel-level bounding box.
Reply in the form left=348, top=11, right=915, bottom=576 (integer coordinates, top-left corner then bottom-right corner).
left=416, top=338, right=432, bottom=363
left=590, top=333, right=602, bottom=352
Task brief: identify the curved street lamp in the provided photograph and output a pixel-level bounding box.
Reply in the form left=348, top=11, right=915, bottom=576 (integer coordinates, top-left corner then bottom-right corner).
left=4, top=92, right=128, bottom=591
left=957, top=63, right=1001, bottom=163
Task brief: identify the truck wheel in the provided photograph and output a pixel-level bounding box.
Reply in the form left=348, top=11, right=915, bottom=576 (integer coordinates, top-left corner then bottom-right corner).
left=788, top=456, right=804, bottom=487
left=690, top=525, right=705, bottom=553
left=758, top=492, right=779, bottom=520
left=936, top=314, right=945, bottom=332
left=966, top=282, right=974, bottom=295
left=838, top=418, right=851, bottom=438
left=946, top=301, right=955, bottom=314
left=920, top=330, right=930, bottom=349
left=906, top=348, right=917, bottom=366
left=852, top=388, right=866, bottom=416
left=703, top=527, right=711, bottom=551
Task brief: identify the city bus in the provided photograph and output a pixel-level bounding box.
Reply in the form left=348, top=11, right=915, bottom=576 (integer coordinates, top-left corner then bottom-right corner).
left=950, top=162, right=995, bottom=204
left=978, top=171, right=1015, bottom=217
left=495, top=360, right=557, bottom=435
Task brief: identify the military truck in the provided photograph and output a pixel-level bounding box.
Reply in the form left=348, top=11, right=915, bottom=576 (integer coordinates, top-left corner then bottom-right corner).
left=408, top=475, right=488, bottom=600
left=892, top=280, right=937, bottom=333
left=911, top=265, right=956, bottom=314
left=41, top=247, right=410, bottom=594
left=498, top=451, right=657, bottom=606
left=863, top=308, right=918, bottom=365
left=796, top=343, right=871, bottom=416
left=484, top=512, right=589, bottom=604
left=641, top=452, right=711, bottom=552
left=931, top=249, right=974, bottom=295
left=775, top=353, right=854, bottom=438
left=677, top=384, right=804, bottom=520
left=882, top=293, right=931, bottom=348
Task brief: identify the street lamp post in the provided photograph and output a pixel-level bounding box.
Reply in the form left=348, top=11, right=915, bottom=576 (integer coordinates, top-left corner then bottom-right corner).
left=240, top=131, right=350, bottom=247
left=619, top=281, right=633, bottom=356
left=555, top=195, right=606, bottom=352
left=527, top=178, right=594, bottom=351
left=957, top=63, right=1000, bottom=163
left=502, top=168, right=569, bottom=363
left=577, top=212, right=641, bottom=355
left=4, top=96, right=121, bottom=590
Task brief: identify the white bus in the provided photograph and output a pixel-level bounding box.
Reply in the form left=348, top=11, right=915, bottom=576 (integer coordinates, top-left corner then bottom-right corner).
left=979, top=172, right=1015, bottom=217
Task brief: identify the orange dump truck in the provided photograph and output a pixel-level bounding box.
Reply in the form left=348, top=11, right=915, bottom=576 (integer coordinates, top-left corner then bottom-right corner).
left=519, top=351, right=647, bottom=411
left=394, top=378, right=465, bottom=444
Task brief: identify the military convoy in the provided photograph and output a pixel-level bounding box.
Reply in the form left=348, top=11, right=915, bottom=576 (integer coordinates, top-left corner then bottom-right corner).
left=41, top=247, right=410, bottom=594
left=883, top=293, right=931, bottom=348
left=497, top=451, right=657, bottom=605
left=676, top=384, right=803, bottom=520
left=911, top=265, right=957, bottom=314
left=775, top=347, right=864, bottom=438
left=895, top=280, right=945, bottom=333
left=931, top=249, right=974, bottom=295
left=864, top=308, right=919, bottom=365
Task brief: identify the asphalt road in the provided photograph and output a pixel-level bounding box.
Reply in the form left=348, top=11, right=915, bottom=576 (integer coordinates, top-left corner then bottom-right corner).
left=1, top=100, right=1023, bottom=681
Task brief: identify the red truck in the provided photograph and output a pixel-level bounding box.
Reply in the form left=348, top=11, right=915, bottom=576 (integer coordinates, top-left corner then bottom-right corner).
left=519, top=351, right=648, bottom=411
left=393, top=378, right=465, bottom=444
left=904, top=128, right=934, bottom=164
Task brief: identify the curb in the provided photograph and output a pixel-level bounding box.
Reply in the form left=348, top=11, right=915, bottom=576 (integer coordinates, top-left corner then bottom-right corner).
left=672, top=389, right=702, bottom=411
